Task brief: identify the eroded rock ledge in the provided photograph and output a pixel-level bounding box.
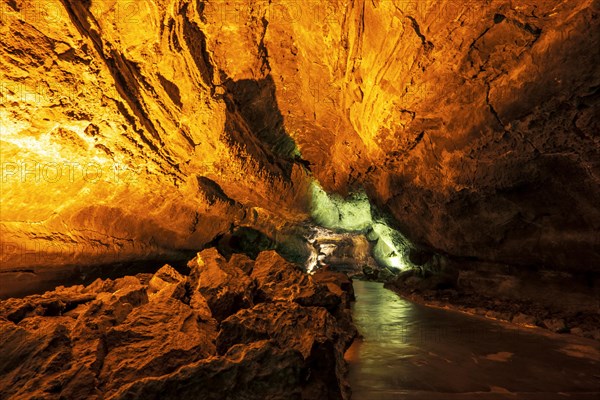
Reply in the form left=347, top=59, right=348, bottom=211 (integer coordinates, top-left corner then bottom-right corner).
left=0, top=249, right=357, bottom=400
left=385, top=256, right=600, bottom=340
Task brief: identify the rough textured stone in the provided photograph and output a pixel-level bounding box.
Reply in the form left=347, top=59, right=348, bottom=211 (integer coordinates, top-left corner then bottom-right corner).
left=99, top=298, right=217, bottom=397
left=1, top=0, right=598, bottom=285
left=147, top=265, right=187, bottom=303
left=1, top=0, right=599, bottom=392
left=217, top=302, right=354, bottom=400
left=148, top=265, right=185, bottom=293
left=228, top=253, right=256, bottom=276
left=511, top=313, right=538, bottom=327
left=112, top=341, right=306, bottom=400
left=543, top=318, right=567, bottom=333
left=0, top=250, right=356, bottom=399
left=252, top=250, right=310, bottom=302
left=218, top=302, right=337, bottom=356
left=386, top=266, right=600, bottom=338
left=187, top=248, right=255, bottom=321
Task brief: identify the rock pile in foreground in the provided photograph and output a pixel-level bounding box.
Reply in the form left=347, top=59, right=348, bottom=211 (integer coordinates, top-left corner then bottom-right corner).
left=0, top=249, right=357, bottom=400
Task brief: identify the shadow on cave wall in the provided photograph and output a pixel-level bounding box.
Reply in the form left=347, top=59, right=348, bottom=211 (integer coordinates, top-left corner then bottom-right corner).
left=221, top=75, right=311, bottom=180
left=197, top=76, right=315, bottom=263
left=47, top=1, right=320, bottom=276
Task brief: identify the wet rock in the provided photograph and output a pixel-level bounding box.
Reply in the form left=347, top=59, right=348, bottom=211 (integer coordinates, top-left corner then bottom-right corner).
left=311, top=270, right=354, bottom=299
left=387, top=262, right=600, bottom=337
left=188, top=248, right=254, bottom=321
left=309, top=270, right=356, bottom=311
left=377, top=268, right=396, bottom=282
left=293, top=284, right=342, bottom=314
left=361, top=265, right=378, bottom=280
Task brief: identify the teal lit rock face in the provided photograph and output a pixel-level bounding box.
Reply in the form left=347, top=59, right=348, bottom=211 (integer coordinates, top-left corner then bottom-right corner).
left=309, top=182, right=372, bottom=231
left=370, top=223, right=410, bottom=270
left=309, top=181, right=411, bottom=270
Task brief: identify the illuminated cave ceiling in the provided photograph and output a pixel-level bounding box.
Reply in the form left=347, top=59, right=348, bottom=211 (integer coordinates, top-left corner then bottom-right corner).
left=1, top=0, right=599, bottom=272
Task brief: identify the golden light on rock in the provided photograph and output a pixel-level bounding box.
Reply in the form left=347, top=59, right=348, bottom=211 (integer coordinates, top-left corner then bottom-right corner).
left=0, top=0, right=599, bottom=398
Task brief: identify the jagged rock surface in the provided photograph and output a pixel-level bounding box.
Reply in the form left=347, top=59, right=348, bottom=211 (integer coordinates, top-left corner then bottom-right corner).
left=187, top=248, right=255, bottom=321
left=1, top=0, right=598, bottom=283
left=0, top=249, right=357, bottom=400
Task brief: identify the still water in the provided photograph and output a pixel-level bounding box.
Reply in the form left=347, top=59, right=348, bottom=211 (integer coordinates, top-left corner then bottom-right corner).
left=346, top=280, right=600, bottom=400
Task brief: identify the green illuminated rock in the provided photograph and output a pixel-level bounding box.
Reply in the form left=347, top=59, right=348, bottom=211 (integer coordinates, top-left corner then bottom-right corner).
left=309, top=181, right=411, bottom=271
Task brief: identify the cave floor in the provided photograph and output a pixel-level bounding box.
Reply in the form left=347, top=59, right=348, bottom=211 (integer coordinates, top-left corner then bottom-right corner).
left=345, top=281, right=600, bottom=400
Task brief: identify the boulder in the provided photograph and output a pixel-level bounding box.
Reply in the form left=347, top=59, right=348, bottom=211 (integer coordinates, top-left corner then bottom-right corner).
left=251, top=252, right=349, bottom=314
left=99, top=298, right=217, bottom=397
left=542, top=318, right=567, bottom=333
left=148, top=265, right=185, bottom=293
left=148, top=265, right=187, bottom=303
left=310, top=270, right=355, bottom=303
left=0, top=249, right=356, bottom=400
left=512, top=313, right=537, bottom=327
left=187, top=248, right=255, bottom=321
left=217, top=302, right=354, bottom=400
left=251, top=251, right=310, bottom=302
left=112, top=341, right=305, bottom=400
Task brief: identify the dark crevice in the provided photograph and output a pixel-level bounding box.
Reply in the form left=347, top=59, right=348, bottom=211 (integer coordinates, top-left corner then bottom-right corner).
left=222, top=75, right=310, bottom=179
left=197, top=176, right=237, bottom=206
left=468, top=26, right=492, bottom=52
left=181, top=3, right=215, bottom=87
left=258, top=15, right=272, bottom=72
left=485, top=83, right=504, bottom=128
left=158, top=73, right=183, bottom=108
left=408, top=131, right=425, bottom=151
left=190, top=212, right=200, bottom=234
left=406, top=16, right=434, bottom=51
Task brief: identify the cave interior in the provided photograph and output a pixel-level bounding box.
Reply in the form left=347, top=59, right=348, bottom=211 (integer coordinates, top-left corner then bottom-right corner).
left=0, top=0, right=599, bottom=399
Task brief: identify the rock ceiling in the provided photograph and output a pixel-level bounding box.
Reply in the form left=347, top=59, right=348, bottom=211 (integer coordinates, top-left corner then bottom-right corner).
left=1, top=0, right=599, bottom=273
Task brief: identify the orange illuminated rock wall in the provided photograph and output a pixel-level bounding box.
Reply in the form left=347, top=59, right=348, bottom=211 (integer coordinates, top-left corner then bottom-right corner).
left=1, top=0, right=599, bottom=275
